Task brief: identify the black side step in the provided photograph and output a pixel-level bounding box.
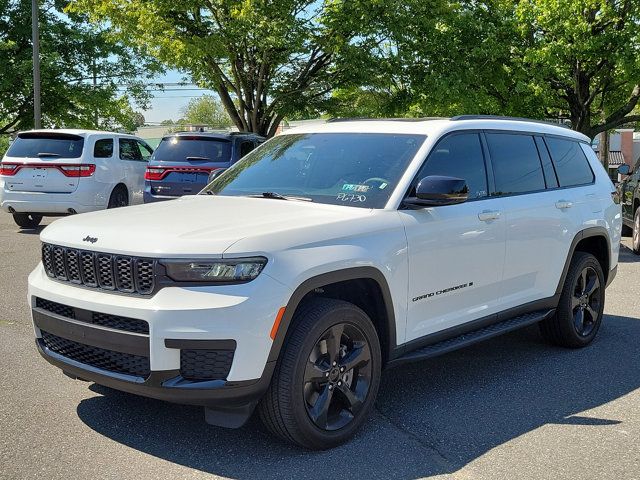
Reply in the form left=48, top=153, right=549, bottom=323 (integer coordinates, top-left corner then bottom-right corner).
left=389, top=309, right=555, bottom=367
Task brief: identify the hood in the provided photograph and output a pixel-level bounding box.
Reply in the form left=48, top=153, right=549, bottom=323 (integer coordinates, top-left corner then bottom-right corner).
left=40, top=195, right=374, bottom=257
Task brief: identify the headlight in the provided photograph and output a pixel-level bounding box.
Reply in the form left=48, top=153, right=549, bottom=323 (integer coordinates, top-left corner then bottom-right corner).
left=162, top=257, right=267, bottom=283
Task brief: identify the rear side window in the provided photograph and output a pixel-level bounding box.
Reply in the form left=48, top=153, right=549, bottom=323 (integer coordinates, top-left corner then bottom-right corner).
left=6, top=133, right=84, bottom=158
left=119, top=138, right=143, bottom=161
left=239, top=140, right=255, bottom=158
left=152, top=136, right=232, bottom=162
left=413, top=133, right=488, bottom=199
left=94, top=139, right=113, bottom=158
left=486, top=133, right=545, bottom=195
left=545, top=137, right=594, bottom=187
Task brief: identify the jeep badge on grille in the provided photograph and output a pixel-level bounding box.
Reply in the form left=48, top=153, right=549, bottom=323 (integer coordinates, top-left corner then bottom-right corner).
left=82, top=236, right=98, bottom=244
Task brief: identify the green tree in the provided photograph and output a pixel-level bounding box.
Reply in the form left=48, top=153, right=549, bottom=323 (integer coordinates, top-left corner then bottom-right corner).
left=69, top=0, right=386, bottom=136
left=180, top=95, right=232, bottom=128
left=0, top=0, right=162, bottom=134
left=360, top=0, right=640, bottom=139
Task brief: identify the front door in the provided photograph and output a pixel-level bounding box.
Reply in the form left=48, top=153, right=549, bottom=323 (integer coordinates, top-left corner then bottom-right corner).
left=399, top=131, right=507, bottom=343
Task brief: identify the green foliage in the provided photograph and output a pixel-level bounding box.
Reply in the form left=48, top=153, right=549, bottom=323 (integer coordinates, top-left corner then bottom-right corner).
left=0, top=0, right=162, bottom=133
left=68, top=0, right=388, bottom=136
left=0, top=135, right=10, bottom=157
left=180, top=95, right=232, bottom=128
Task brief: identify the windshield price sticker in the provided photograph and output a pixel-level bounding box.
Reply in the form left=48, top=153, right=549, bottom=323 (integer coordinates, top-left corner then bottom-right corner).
left=342, top=184, right=370, bottom=193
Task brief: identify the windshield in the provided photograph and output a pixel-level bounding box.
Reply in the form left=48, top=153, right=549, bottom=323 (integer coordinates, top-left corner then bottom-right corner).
left=7, top=133, right=84, bottom=158
left=152, top=136, right=232, bottom=162
left=202, top=133, right=426, bottom=208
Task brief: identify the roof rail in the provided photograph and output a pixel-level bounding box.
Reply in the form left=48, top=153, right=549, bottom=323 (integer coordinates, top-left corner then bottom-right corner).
left=327, top=117, right=446, bottom=123
left=451, top=115, right=571, bottom=129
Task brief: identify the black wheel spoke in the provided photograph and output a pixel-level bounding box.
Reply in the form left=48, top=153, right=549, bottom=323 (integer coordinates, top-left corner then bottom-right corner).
left=309, top=384, right=333, bottom=428
left=571, top=295, right=581, bottom=310
left=580, top=269, right=588, bottom=292
left=573, top=308, right=585, bottom=333
left=336, top=384, right=363, bottom=414
left=341, top=341, right=370, bottom=372
left=304, top=362, right=328, bottom=384
left=584, top=275, right=600, bottom=296
left=585, top=305, right=598, bottom=322
left=325, top=324, right=344, bottom=364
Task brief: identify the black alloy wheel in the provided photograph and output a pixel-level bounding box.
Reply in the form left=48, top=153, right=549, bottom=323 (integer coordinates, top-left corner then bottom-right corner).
left=303, top=322, right=372, bottom=431
left=570, top=265, right=601, bottom=337
left=539, top=251, right=605, bottom=348
left=633, top=208, right=640, bottom=254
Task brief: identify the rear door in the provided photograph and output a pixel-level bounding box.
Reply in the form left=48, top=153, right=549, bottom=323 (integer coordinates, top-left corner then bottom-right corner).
left=487, top=132, right=585, bottom=309
left=150, top=136, right=232, bottom=196
left=2, top=132, right=85, bottom=193
left=118, top=138, right=150, bottom=204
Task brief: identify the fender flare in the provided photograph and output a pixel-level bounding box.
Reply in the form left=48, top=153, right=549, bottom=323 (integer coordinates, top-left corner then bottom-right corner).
left=555, top=226, right=611, bottom=295
left=266, top=267, right=397, bottom=364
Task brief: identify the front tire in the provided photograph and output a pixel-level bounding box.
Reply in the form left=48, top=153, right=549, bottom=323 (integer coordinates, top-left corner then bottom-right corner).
left=258, top=298, right=381, bottom=450
left=632, top=208, right=640, bottom=254
left=12, top=213, right=42, bottom=229
left=540, top=252, right=605, bottom=348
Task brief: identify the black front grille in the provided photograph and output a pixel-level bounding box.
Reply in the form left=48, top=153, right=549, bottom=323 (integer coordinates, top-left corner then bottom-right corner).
left=41, top=331, right=150, bottom=378
left=35, top=297, right=149, bottom=335
left=180, top=349, right=234, bottom=381
left=42, top=243, right=156, bottom=295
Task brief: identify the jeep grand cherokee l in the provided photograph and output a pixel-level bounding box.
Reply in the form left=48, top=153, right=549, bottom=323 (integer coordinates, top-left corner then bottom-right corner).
left=28, top=116, right=621, bottom=449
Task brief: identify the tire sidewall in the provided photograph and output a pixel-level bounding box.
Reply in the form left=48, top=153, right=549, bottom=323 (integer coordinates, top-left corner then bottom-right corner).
left=633, top=209, right=640, bottom=253
left=557, top=253, right=605, bottom=346
left=285, top=303, right=381, bottom=448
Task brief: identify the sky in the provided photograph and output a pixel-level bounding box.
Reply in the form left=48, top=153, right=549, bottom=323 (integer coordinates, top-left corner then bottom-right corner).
left=141, top=70, right=217, bottom=124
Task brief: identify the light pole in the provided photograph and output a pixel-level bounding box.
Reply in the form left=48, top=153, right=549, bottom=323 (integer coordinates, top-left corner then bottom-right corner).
left=32, top=0, right=41, bottom=129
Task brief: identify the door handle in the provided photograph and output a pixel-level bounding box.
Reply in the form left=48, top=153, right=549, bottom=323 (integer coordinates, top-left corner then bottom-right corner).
left=555, top=200, right=573, bottom=210
left=478, top=210, right=501, bottom=221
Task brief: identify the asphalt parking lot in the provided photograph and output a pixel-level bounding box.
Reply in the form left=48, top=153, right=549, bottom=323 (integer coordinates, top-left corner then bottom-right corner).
left=1, top=213, right=639, bottom=480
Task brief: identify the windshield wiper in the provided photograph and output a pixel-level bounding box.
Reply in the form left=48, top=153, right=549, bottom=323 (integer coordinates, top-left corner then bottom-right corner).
left=249, top=192, right=313, bottom=202
left=37, top=152, right=61, bottom=157
left=185, top=156, right=211, bottom=161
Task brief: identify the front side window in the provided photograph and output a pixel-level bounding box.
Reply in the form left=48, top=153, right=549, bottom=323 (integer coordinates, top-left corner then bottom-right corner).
left=487, top=133, right=545, bottom=195
left=203, top=133, right=426, bottom=208
left=94, top=139, right=113, bottom=158
left=411, top=132, right=488, bottom=199
left=7, top=133, right=84, bottom=158
left=239, top=140, right=254, bottom=158
left=545, top=137, right=594, bottom=187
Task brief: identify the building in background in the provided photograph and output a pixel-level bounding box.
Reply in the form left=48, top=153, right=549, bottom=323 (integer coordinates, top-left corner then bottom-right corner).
left=592, top=128, right=640, bottom=182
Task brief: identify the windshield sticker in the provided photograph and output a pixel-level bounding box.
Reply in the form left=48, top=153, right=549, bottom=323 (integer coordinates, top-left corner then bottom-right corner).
left=337, top=192, right=367, bottom=202
left=342, top=184, right=370, bottom=193
left=379, top=182, right=388, bottom=190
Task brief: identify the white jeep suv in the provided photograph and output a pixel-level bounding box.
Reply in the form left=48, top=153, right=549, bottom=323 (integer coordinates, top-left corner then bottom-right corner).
left=1, top=129, right=153, bottom=228
left=27, top=117, right=621, bottom=449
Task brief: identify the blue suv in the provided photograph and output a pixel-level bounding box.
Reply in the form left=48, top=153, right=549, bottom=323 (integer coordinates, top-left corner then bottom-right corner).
left=143, top=132, right=264, bottom=202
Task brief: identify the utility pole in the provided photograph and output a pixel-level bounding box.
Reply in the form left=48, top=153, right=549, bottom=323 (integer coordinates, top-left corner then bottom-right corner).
left=92, top=56, right=98, bottom=128
left=31, top=0, right=41, bottom=129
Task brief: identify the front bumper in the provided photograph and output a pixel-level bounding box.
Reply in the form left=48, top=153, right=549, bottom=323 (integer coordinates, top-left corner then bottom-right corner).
left=28, top=262, right=291, bottom=414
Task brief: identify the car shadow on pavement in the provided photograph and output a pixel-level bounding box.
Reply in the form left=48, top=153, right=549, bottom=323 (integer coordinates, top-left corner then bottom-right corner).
left=618, top=242, right=640, bottom=263
left=76, top=314, right=640, bottom=479
left=16, top=226, right=46, bottom=235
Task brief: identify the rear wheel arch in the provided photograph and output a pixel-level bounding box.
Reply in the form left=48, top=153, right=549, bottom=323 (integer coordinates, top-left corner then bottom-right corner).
left=107, top=183, right=129, bottom=208
left=556, top=227, right=611, bottom=295
left=268, top=267, right=397, bottom=367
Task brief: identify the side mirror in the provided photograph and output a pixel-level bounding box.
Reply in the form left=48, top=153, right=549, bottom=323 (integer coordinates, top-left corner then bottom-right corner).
left=404, top=175, right=469, bottom=208
left=618, top=164, right=631, bottom=176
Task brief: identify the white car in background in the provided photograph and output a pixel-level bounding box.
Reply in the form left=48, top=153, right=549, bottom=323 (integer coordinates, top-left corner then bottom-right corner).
left=0, top=129, right=153, bottom=228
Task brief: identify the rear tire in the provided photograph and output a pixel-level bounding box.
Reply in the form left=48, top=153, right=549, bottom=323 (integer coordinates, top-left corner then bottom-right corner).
left=107, top=185, right=129, bottom=209
left=12, top=213, right=42, bottom=229
left=258, top=298, right=381, bottom=450
left=540, top=252, right=604, bottom=348
left=632, top=208, right=640, bottom=254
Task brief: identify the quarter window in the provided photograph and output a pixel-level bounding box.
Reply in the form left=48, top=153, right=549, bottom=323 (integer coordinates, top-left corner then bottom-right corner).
left=412, top=133, right=488, bottom=199
left=239, top=141, right=254, bottom=158
left=545, top=138, right=594, bottom=187
left=94, top=139, right=113, bottom=158
left=486, top=133, right=545, bottom=195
